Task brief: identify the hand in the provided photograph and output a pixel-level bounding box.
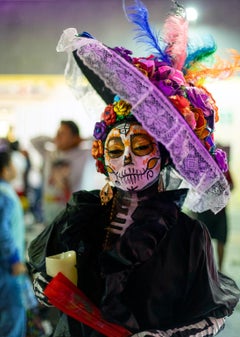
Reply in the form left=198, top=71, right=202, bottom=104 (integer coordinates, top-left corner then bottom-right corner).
left=33, top=271, right=53, bottom=307
left=11, top=262, right=27, bottom=275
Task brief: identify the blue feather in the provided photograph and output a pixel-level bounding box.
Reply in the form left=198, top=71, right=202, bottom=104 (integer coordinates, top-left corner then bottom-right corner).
left=123, top=0, right=171, bottom=64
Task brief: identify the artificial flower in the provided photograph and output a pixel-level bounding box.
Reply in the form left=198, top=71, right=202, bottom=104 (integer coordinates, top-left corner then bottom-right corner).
left=93, top=121, right=107, bottom=140
left=193, top=108, right=209, bottom=139
left=155, top=79, right=180, bottom=96
left=92, top=140, right=104, bottom=159
left=113, top=47, right=133, bottom=63
left=214, top=148, right=228, bottom=172
left=102, top=104, right=116, bottom=126
left=186, top=86, right=217, bottom=118
left=169, top=95, right=196, bottom=129
left=96, top=159, right=106, bottom=174
left=204, top=135, right=215, bottom=151
left=114, top=99, right=132, bottom=118
left=156, top=65, right=186, bottom=86
left=133, top=56, right=156, bottom=77
left=169, top=95, right=190, bottom=112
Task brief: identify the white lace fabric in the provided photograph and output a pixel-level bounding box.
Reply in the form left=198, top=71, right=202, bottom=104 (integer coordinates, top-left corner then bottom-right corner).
left=56, top=29, right=230, bottom=214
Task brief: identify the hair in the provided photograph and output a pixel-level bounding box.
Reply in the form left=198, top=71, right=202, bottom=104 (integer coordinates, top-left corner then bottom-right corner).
left=60, top=120, right=80, bottom=136
left=0, top=151, right=11, bottom=174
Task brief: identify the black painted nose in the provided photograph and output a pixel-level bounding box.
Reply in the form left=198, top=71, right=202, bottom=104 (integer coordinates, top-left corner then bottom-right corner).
left=124, top=153, right=133, bottom=165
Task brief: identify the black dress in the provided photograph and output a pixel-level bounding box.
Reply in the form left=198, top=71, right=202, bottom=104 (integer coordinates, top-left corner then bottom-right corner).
left=28, top=188, right=240, bottom=337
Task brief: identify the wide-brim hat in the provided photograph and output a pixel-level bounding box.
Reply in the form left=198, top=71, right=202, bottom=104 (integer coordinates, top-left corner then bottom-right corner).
left=56, top=22, right=230, bottom=214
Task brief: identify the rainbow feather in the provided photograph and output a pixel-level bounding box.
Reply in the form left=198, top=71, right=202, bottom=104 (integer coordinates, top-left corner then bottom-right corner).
left=185, top=34, right=217, bottom=69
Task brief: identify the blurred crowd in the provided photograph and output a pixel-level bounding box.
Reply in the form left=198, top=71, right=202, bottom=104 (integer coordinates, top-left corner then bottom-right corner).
left=0, top=120, right=105, bottom=337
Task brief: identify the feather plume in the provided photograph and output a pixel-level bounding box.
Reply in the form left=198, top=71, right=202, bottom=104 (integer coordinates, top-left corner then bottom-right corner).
left=185, top=34, right=217, bottom=69
left=163, top=1, right=188, bottom=70
left=122, top=0, right=171, bottom=64
left=185, top=49, right=240, bottom=85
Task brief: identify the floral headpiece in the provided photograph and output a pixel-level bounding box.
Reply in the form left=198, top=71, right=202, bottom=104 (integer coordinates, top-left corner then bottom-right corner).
left=56, top=0, right=240, bottom=213
left=91, top=52, right=228, bottom=176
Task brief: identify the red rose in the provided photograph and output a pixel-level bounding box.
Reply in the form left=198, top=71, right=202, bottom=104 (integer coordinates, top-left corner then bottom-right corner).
left=102, top=104, right=116, bottom=126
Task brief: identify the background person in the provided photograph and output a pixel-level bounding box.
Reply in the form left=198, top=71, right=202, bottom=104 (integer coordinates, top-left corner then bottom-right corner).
left=0, top=144, right=27, bottom=337
left=31, top=119, right=105, bottom=224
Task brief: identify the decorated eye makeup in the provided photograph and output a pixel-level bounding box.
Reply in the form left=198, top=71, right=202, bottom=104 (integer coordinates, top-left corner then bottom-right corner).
left=106, top=137, right=124, bottom=158
left=131, top=134, right=154, bottom=156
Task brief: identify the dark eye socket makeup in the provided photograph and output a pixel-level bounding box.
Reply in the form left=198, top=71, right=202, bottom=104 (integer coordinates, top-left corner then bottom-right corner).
left=106, top=134, right=154, bottom=158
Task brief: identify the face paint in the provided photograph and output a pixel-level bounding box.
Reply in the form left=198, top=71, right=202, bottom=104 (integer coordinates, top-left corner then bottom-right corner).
left=104, top=122, right=161, bottom=191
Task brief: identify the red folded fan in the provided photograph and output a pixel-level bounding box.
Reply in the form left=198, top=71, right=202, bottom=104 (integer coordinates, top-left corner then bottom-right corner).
left=44, top=272, right=131, bottom=337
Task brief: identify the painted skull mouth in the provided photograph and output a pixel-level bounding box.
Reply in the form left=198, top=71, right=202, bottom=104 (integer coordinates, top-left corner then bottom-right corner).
left=114, top=166, right=155, bottom=187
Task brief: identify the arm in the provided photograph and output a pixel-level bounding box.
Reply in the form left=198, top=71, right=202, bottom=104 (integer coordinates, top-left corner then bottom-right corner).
left=28, top=207, right=68, bottom=306
left=131, top=317, right=225, bottom=337
left=130, top=219, right=226, bottom=337
left=30, top=135, right=54, bottom=156
left=0, top=195, right=26, bottom=275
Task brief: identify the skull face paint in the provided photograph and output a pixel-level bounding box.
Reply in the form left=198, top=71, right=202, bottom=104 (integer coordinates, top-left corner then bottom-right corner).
left=104, top=122, right=161, bottom=191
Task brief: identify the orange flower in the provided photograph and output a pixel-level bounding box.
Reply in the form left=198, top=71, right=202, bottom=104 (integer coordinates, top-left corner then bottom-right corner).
left=193, top=108, right=209, bottom=140
left=92, top=140, right=104, bottom=159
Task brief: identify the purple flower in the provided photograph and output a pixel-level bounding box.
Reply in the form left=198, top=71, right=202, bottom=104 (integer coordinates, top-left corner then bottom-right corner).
left=152, top=78, right=179, bottom=96
left=93, top=121, right=107, bottom=140
left=186, top=87, right=214, bottom=117
left=113, top=47, right=133, bottom=63
left=215, top=148, right=228, bottom=172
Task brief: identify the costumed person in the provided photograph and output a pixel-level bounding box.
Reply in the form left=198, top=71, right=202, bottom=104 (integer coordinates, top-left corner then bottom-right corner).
left=28, top=1, right=240, bottom=336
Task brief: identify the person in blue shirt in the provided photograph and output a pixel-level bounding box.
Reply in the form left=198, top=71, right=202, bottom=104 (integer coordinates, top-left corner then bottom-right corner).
left=0, top=146, right=27, bottom=337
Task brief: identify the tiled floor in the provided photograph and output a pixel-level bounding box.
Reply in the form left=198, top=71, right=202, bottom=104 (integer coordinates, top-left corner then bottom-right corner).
left=25, top=208, right=240, bottom=337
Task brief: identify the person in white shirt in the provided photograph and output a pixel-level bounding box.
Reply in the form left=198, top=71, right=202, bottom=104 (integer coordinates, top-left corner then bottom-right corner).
left=31, top=120, right=105, bottom=224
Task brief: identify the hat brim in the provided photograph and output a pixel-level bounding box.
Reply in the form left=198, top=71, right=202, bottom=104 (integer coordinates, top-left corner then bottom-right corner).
left=73, top=50, right=115, bottom=104
left=69, top=35, right=229, bottom=213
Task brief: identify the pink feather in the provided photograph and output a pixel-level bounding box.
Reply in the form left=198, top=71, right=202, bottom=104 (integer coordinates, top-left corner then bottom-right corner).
left=163, top=11, right=188, bottom=70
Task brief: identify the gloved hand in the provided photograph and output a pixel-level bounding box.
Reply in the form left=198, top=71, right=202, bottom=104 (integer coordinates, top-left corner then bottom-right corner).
left=33, top=271, right=53, bottom=307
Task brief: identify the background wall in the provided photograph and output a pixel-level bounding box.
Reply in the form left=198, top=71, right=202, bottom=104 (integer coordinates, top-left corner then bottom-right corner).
left=1, top=0, right=240, bottom=74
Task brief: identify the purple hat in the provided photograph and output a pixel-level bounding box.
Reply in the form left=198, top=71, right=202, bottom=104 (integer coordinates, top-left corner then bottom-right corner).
left=56, top=0, right=239, bottom=213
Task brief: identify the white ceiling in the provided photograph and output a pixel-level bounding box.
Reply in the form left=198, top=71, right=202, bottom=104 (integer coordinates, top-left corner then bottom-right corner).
left=1, top=0, right=240, bottom=74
